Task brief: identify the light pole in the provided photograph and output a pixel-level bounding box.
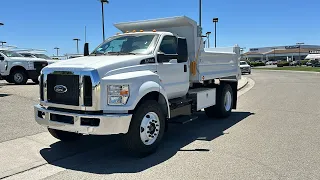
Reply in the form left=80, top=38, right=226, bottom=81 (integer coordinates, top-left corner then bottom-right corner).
left=73, top=38, right=81, bottom=54
left=99, top=0, right=109, bottom=42
left=296, top=42, right=304, bottom=66
left=271, top=48, right=277, bottom=62
left=0, top=23, right=4, bottom=46
left=206, top=32, right=211, bottom=48
left=240, top=47, right=246, bottom=60
left=54, top=47, right=60, bottom=57
left=213, top=18, right=219, bottom=47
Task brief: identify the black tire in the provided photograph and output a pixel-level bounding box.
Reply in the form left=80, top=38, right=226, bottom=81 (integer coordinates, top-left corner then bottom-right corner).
left=32, top=79, right=39, bottom=84
left=123, top=100, right=165, bottom=157
left=10, top=70, right=28, bottom=85
left=205, top=83, right=233, bottom=119
left=48, top=128, right=82, bottom=142
left=248, top=71, right=251, bottom=74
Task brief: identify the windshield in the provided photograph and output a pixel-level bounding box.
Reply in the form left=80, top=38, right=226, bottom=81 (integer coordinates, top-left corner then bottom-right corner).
left=92, top=34, right=158, bottom=55
left=0, top=50, right=23, bottom=57
left=34, top=54, right=51, bottom=59
left=240, top=61, right=247, bottom=65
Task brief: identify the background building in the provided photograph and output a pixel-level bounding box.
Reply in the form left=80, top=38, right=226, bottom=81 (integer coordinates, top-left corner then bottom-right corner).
left=243, top=45, right=320, bottom=62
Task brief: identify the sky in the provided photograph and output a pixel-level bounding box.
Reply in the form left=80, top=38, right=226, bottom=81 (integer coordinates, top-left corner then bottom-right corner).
left=1, top=0, right=320, bottom=56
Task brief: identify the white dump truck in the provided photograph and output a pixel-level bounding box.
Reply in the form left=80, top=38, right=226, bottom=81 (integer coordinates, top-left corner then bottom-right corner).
left=34, top=16, right=241, bottom=156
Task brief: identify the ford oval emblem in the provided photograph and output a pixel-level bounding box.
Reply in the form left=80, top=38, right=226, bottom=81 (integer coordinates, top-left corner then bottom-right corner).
left=54, top=85, right=68, bottom=94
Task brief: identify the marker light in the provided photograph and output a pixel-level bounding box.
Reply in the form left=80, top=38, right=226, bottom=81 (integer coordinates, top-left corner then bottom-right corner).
left=140, top=30, right=144, bottom=32
left=153, top=29, right=157, bottom=32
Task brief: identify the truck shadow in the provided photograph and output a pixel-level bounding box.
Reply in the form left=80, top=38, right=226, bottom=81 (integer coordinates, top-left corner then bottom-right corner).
left=40, top=111, right=254, bottom=175
left=0, top=94, right=10, bottom=97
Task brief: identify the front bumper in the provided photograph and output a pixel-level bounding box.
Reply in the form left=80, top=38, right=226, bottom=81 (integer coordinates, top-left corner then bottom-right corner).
left=240, top=68, right=251, bottom=73
left=34, top=104, right=132, bottom=135
left=27, top=70, right=40, bottom=80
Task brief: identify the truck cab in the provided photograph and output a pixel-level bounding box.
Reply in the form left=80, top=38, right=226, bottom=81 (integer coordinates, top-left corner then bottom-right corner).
left=34, top=16, right=240, bottom=156
left=0, top=49, right=52, bottom=84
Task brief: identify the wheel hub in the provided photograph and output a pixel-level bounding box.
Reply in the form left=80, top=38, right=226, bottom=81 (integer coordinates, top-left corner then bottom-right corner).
left=224, top=91, right=232, bottom=111
left=140, top=112, right=160, bottom=145
left=14, top=73, right=23, bottom=83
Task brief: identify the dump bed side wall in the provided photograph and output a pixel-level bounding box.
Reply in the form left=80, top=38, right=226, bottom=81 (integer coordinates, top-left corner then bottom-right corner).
left=190, top=46, right=241, bottom=83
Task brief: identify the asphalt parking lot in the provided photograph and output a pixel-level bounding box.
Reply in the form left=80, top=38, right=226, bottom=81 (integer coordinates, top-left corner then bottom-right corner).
left=0, top=80, right=46, bottom=143
left=1, top=70, right=320, bottom=179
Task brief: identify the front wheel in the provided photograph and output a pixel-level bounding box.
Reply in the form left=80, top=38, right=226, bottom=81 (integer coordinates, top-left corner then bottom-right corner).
left=48, top=128, right=82, bottom=142
left=205, top=83, right=233, bottom=119
left=11, top=70, right=28, bottom=85
left=123, top=100, right=165, bottom=157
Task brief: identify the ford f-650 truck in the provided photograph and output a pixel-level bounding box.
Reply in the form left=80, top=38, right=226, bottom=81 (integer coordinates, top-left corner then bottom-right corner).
left=34, top=16, right=241, bottom=156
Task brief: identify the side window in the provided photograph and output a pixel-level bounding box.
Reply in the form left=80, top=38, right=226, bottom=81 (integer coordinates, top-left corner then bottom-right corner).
left=177, top=38, right=188, bottom=63
left=159, top=36, right=177, bottom=55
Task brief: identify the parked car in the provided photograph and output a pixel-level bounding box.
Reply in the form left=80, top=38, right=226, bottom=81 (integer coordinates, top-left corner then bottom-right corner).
left=240, top=61, right=251, bottom=74
left=312, top=60, right=320, bottom=67
left=0, top=49, right=54, bottom=84
left=306, top=60, right=313, bottom=66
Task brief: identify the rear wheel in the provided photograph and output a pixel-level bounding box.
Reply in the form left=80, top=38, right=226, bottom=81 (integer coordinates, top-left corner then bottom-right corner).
left=205, top=83, right=233, bottom=119
left=48, top=128, right=82, bottom=142
left=123, top=100, right=165, bottom=157
left=11, top=70, right=28, bottom=85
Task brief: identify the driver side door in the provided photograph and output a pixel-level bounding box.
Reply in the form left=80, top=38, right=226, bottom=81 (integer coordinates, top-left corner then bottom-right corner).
left=0, top=53, right=6, bottom=74
left=156, top=35, right=189, bottom=100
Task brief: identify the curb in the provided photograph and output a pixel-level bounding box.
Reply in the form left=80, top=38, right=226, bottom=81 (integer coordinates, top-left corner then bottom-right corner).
left=237, top=77, right=248, bottom=91
left=254, top=69, right=320, bottom=74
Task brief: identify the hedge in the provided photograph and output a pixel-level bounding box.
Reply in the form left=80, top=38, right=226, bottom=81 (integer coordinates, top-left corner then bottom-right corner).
left=277, top=61, right=289, bottom=67
left=249, top=62, right=266, bottom=67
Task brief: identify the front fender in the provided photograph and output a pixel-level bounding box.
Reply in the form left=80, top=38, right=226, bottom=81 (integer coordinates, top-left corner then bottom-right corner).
left=10, top=62, right=28, bottom=70
left=101, top=70, right=170, bottom=116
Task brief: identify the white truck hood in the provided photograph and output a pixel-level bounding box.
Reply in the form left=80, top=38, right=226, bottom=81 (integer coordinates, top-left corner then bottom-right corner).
left=45, top=54, right=152, bottom=77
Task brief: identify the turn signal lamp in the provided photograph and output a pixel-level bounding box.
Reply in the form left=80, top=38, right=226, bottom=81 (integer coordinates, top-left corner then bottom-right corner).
left=190, top=61, right=197, bottom=76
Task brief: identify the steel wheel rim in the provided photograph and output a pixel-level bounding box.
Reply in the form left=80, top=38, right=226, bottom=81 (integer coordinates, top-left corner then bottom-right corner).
left=14, top=73, right=23, bottom=83
left=224, top=91, right=232, bottom=111
left=140, top=112, right=160, bottom=145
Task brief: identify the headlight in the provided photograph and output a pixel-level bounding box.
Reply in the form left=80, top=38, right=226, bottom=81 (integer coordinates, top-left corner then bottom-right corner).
left=27, top=61, right=34, bottom=70
left=107, top=85, right=129, bottom=105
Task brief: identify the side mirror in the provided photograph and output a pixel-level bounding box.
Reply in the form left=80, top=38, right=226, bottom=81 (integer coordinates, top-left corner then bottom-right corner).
left=157, top=52, right=166, bottom=63
left=84, top=43, right=89, bottom=56
left=0, top=56, right=4, bottom=61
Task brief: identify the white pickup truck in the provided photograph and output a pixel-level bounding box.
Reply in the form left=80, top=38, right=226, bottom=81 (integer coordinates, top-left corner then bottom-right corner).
left=34, top=16, right=241, bottom=156
left=0, top=48, right=55, bottom=84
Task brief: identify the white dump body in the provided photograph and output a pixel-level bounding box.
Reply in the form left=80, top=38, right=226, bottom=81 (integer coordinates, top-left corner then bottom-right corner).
left=195, top=47, right=241, bottom=82
left=114, top=16, right=241, bottom=83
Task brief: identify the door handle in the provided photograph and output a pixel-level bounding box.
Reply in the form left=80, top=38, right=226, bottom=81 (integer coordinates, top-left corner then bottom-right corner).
left=184, top=65, right=187, bottom=72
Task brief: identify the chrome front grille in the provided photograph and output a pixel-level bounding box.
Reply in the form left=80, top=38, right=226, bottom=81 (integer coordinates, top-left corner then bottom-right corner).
left=39, top=69, right=101, bottom=111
